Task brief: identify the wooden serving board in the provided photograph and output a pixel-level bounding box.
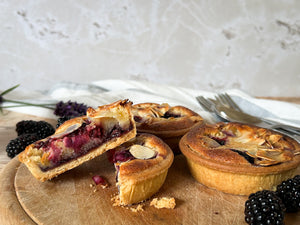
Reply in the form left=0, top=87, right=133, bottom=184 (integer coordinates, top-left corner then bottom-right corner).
left=0, top=154, right=299, bottom=225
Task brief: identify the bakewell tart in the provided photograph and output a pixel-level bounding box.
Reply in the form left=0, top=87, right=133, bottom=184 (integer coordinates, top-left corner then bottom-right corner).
left=107, top=133, right=174, bottom=205
left=179, top=122, right=300, bottom=195
left=19, top=100, right=136, bottom=182
left=131, top=102, right=203, bottom=154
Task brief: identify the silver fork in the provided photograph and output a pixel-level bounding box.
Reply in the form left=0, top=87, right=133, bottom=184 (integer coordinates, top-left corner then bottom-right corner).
left=196, top=96, right=227, bottom=121
left=216, top=93, right=300, bottom=135
left=197, top=96, right=269, bottom=125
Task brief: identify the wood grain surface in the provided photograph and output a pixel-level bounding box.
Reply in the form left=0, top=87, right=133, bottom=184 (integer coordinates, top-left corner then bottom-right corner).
left=14, top=154, right=248, bottom=225
left=0, top=97, right=299, bottom=225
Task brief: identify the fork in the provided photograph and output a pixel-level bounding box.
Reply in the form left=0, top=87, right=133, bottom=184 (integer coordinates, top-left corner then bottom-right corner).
left=215, top=93, right=300, bottom=135
left=197, top=96, right=263, bottom=124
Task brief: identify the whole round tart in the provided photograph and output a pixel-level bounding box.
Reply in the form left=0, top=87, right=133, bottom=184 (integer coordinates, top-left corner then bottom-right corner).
left=131, top=102, right=203, bottom=154
left=107, top=133, right=174, bottom=205
left=179, top=122, right=300, bottom=195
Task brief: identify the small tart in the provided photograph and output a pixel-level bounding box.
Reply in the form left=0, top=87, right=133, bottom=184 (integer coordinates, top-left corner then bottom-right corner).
left=179, top=122, right=300, bottom=195
left=131, top=103, right=203, bottom=154
left=107, top=133, right=174, bottom=205
left=19, top=100, right=136, bottom=182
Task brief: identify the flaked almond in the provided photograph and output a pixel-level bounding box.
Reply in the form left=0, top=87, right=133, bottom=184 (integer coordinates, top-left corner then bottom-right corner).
left=51, top=122, right=82, bottom=139
left=129, top=145, right=156, bottom=160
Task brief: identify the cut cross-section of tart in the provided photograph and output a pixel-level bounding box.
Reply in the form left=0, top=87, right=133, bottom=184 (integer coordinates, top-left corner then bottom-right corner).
left=179, top=122, right=300, bottom=195
left=19, top=100, right=136, bottom=182
left=131, top=102, right=203, bottom=154
left=107, top=133, right=174, bottom=205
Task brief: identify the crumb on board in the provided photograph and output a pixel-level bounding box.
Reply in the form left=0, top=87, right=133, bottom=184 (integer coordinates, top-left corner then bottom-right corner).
left=90, top=182, right=108, bottom=194
left=150, top=197, right=176, bottom=209
left=129, top=204, right=144, bottom=212
left=111, top=195, right=121, bottom=207
left=111, top=195, right=144, bottom=212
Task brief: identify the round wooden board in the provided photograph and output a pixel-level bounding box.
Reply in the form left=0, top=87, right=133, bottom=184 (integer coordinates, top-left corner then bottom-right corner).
left=0, top=158, right=35, bottom=225
left=1, top=155, right=299, bottom=225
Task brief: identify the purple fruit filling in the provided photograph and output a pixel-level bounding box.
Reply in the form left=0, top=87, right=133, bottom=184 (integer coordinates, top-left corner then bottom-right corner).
left=113, top=150, right=135, bottom=163
left=230, top=149, right=255, bottom=165
left=162, top=111, right=181, bottom=119
left=36, top=121, right=133, bottom=171
left=210, top=136, right=227, bottom=145
left=134, top=116, right=143, bottom=122
left=107, top=147, right=134, bottom=164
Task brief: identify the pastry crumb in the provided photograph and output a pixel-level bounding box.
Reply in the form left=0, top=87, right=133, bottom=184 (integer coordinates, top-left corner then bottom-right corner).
left=111, top=195, right=144, bottom=211
left=150, top=197, right=176, bottom=209
left=129, top=204, right=144, bottom=212
left=111, top=195, right=121, bottom=207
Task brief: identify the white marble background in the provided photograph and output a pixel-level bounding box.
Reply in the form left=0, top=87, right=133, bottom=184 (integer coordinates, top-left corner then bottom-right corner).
left=1, top=0, right=300, bottom=97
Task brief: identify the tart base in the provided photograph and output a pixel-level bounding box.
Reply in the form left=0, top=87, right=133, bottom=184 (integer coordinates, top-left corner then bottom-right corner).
left=186, top=158, right=298, bottom=195
left=117, top=169, right=169, bottom=205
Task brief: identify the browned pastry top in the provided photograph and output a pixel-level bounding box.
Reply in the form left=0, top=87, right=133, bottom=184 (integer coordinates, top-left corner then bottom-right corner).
left=108, top=133, right=174, bottom=181
left=131, top=103, right=203, bottom=137
left=180, top=122, right=300, bottom=175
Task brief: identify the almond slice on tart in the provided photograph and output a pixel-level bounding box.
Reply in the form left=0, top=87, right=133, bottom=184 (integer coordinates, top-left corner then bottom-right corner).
left=19, top=100, right=136, bottom=182
left=131, top=103, right=203, bottom=154
left=107, top=133, right=174, bottom=205
left=179, top=122, right=300, bottom=195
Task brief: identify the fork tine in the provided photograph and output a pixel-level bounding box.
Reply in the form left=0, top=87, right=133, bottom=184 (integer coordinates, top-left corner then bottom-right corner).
left=196, top=96, right=209, bottom=111
left=215, top=95, right=226, bottom=107
left=218, top=93, right=242, bottom=112
left=196, top=96, right=213, bottom=112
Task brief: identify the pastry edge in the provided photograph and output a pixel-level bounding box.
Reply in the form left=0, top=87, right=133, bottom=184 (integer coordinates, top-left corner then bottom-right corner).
left=186, top=157, right=298, bottom=195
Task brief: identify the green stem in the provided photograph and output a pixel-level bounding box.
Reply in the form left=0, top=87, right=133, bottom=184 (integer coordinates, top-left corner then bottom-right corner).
left=4, top=99, right=55, bottom=109
left=0, top=84, right=20, bottom=96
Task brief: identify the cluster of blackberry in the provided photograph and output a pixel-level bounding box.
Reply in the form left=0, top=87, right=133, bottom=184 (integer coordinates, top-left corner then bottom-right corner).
left=6, top=120, right=55, bottom=158
left=54, top=101, right=89, bottom=128
left=245, top=175, right=300, bottom=225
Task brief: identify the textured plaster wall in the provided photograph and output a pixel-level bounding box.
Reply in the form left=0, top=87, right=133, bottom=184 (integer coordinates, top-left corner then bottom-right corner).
left=1, top=0, right=300, bottom=96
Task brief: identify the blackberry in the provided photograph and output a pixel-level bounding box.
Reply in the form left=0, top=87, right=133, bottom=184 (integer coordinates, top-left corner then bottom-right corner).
left=6, top=133, right=39, bottom=158
left=54, top=101, right=89, bottom=117
left=276, top=175, right=300, bottom=213
left=16, top=120, right=55, bottom=139
left=56, top=116, right=72, bottom=128
left=244, top=190, right=285, bottom=225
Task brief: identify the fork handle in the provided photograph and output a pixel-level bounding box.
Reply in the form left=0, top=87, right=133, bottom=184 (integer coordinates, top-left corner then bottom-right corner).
left=262, top=118, right=300, bottom=136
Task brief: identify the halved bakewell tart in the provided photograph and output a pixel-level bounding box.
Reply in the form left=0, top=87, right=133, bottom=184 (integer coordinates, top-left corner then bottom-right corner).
left=19, top=100, right=136, bottom=182
left=107, top=133, right=174, bottom=205
left=131, top=103, right=203, bottom=154
left=179, top=122, right=300, bottom=195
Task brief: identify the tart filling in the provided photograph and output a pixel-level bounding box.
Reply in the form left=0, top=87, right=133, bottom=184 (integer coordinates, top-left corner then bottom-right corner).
left=19, top=100, right=136, bottom=182
left=107, top=133, right=174, bottom=205
left=34, top=117, right=133, bottom=171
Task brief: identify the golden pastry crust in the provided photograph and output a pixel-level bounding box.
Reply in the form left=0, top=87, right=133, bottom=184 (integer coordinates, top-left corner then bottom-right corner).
left=109, top=133, right=174, bottom=205
left=132, top=103, right=203, bottom=153
left=179, top=122, right=300, bottom=195
left=19, top=100, right=136, bottom=182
